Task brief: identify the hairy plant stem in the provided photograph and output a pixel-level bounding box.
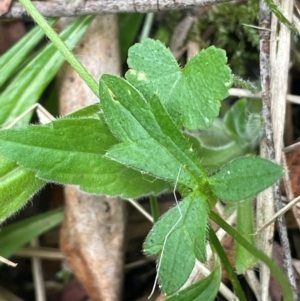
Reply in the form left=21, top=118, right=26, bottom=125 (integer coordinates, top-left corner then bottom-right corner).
left=18, top=0, right=98, bottom=97
left=210, top=211, right=294, bottom=301
left=259, top=0, right=297, bottom=298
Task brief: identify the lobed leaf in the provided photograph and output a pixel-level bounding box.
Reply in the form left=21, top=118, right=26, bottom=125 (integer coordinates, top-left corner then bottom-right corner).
left=144, top=192, right=208, bottom=294
left=209, top=156, right=284, bottom=202
left=99, top=74, right=206, bottom=189
left=126, top=38, right=232, bottom=130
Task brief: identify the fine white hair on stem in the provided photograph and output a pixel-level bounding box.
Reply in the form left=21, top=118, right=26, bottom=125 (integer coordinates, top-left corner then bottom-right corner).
left=148, top=166, right=183, bottom=299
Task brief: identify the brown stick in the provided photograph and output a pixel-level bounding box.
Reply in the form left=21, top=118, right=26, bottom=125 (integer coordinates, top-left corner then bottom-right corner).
left=58, top=15, right=125, bottom=301
left=3, top=0, right=234, bottom=19
left=259, top=0, right=297, bottom=298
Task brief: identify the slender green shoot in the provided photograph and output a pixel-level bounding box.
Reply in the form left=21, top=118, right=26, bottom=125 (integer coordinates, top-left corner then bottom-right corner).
left=18, top=0, right=99, bottom=97
left=150, top=195, right=161, bottom=222
left=210, top=211, right=294, bottom=301
left=209, top=228, right=247, bottom=301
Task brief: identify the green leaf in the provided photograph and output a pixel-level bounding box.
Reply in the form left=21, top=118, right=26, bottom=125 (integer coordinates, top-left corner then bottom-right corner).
left=209, top=156, right=284, bottom=202
left=0, top=115, right=170, bottom=198
left=0, top=19, right=57, bottom=88
left=224, top=98, right=248, bottom=138
left=0, top=154, right=45, bottom=222
left=0, top=105, right=100, bottom=222
left=144, top=191, right=208, bottom=295
left=235, top=198, right=257, bottom=274
left=125, top=39, right=232, bottom=130
left=0, top=208, right=63, bottom=259
left=224, top=98, right=262, bottom=147
left=0, top=16, right=93, bottom=128
left=65, top=103, right=101, bottom=118
left=165, top=255, right=221, bottom=301
left=99, top=74, right=206, bottom=189
left=209, top=227, right=247, bottom=301
left=185, top=119, right=245, bottom=171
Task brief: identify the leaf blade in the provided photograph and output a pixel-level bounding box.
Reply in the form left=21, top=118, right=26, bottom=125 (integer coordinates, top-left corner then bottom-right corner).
left=144, top=192, right=208, bottom=294
left=0, top=154, right=45, bottom=222
left=209, top=156, right=284, bottom=202
left=0, top=116, right=170, bottom=198
left=165, top=255, right=221, bottom=301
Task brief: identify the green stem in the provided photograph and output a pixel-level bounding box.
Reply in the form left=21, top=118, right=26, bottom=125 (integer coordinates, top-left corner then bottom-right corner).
left=139, top=13, right=155, bottom=42
left=18, top=0, right=98, bottom=97
left=149, top=195, right=160, bottom=222
left=209, top=228, right=247, bottom=301
left=235, top=198, right=257, bottom=274
left=210, top=211, right=294, bottom=301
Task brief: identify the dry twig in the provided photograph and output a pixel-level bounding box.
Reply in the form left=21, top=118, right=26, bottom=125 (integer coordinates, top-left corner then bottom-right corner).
left=229, top=88, right=300, bottom=105
left=0, top=256, right=17, bottom=267
left=2, top=0, right=234, bottom=18
left=258, top=0, right=297, bottom=299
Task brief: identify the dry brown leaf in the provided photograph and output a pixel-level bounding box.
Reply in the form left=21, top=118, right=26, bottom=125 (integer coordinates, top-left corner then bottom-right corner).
left=58, top=15, right=125, bottom=301
left=0, top=0, right=12, bottom=16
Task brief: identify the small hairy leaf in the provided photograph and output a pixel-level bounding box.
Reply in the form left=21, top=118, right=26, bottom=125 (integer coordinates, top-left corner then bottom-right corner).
left=185, top=119, right=245, bottom=171
left=185, top=99, right=263, bottom=171
left=99, top=74, right=206, bottom=188
left=165, top=255, right=221, bottom=301
left=0, top=154, right=45, bottom=222
left=144, top=192, right=208, bottom=294
left=126, top=38, right=232, bottom=130
left=209, top=157, right=284, bottom=202
left=0, top=116, right=170, bottom=198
